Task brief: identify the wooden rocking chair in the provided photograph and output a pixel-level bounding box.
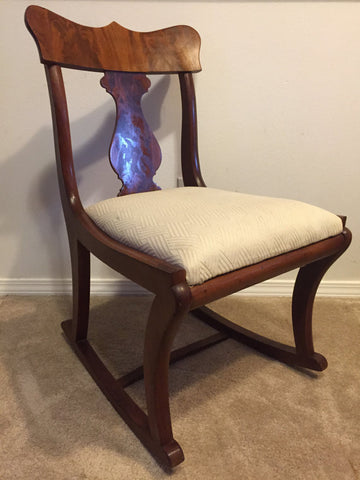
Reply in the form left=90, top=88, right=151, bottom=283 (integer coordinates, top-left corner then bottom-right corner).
left=25, top=5, right=351, bottom=469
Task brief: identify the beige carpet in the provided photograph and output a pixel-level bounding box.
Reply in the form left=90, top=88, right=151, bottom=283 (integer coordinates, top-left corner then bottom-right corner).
left=0, top=295, right=359, bottom=479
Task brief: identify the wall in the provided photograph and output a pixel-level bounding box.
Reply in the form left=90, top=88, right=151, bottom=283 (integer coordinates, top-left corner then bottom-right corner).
left=0, top=0, right=359, bottom=294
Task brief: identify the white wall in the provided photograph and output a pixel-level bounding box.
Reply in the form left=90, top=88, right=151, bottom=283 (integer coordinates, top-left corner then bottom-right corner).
left=0, top=1, right=359, bottom=294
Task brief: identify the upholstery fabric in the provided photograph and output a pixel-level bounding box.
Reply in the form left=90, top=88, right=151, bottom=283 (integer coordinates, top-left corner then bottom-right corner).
left=85, top=187, right=343, bottom=285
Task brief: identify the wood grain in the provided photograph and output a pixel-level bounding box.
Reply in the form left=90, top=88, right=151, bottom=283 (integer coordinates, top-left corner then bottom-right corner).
left=25, top=5, right=201, bottom=73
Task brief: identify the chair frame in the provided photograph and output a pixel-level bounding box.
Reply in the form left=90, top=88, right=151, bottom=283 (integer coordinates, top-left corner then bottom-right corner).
left=26, top=6, right=351, bottom=468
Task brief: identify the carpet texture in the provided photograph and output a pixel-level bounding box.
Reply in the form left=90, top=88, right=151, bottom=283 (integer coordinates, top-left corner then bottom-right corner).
left=0, top=295, right=359, bottom=479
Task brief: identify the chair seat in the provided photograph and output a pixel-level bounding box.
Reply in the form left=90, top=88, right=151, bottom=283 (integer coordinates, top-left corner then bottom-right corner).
left=86, top=187, right=343, bottom=285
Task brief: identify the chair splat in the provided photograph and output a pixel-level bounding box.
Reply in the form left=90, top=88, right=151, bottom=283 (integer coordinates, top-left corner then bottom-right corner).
left=101, top=71, right=161, bottom=195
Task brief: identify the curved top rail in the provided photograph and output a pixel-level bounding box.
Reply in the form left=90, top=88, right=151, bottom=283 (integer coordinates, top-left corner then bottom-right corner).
left=25, top=5, right=201, bottom=73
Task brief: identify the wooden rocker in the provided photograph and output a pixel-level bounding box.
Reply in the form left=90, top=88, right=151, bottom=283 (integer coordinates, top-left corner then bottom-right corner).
left=25, top=5, right=351, bottom=469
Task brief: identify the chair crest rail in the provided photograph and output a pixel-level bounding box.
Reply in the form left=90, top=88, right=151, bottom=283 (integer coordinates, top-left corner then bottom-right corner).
left=25, top=5, right=201, bottom=73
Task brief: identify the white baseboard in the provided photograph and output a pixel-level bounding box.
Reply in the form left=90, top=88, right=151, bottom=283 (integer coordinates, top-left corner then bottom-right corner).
left=0, top=278, right=359, bottom=297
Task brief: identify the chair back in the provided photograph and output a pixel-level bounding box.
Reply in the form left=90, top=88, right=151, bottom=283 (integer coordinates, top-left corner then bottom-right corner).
left=25, top=5, right=203, bottom=199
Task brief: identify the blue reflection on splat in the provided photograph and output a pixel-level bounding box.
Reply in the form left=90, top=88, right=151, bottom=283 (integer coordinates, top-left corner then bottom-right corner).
left=101, top=72, right=161, bottom=196
left=112, top=133, right=136, bottom=186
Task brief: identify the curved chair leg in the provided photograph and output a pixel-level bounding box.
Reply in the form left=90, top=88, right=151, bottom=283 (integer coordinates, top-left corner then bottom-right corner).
left=68, top=237, right=90, bottom=342
left=191, top=231, right=351, bottom=372
left=292, top=250, right=348, bottom=371
left=143, top=284, right=190, bottom=468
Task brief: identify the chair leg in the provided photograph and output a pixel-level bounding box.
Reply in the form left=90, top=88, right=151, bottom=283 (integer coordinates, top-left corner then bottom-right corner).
left=143, top=285, right=190, bottom=468
left=192, top=236, right=351, bottom=372
left=291, top=252, right=345, bottom=371
left=68, top=237, right=90, bottom=342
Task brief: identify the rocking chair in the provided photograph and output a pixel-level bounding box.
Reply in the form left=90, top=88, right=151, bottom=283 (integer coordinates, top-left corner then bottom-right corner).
left=25, top=5, right=351, bottom=468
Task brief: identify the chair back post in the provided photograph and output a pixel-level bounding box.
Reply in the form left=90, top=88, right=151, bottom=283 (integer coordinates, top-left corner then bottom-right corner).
left=44, top=64, right=84, bottom=223
left=179, top=72, right=206, bottom=187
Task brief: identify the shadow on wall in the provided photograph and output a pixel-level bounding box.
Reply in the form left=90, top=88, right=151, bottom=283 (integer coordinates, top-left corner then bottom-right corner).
left=2, top=74, right=172, bottom=281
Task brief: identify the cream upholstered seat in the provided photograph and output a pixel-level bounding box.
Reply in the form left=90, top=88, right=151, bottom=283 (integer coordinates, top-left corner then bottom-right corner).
left=86, top=187, right=343, bottom=285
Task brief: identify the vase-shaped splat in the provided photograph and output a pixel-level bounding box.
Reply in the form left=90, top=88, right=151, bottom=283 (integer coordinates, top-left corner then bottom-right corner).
left=101, top=71, right=161, bottom=196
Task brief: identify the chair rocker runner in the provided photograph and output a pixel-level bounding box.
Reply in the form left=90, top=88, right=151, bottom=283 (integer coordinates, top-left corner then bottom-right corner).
left=25, top=5, right=351, bottom=469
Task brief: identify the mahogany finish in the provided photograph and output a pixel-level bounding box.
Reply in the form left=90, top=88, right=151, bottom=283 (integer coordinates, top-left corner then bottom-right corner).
left=25, top=5, right=201, bottom=73
left=25, top=5, right=351, bottom=470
